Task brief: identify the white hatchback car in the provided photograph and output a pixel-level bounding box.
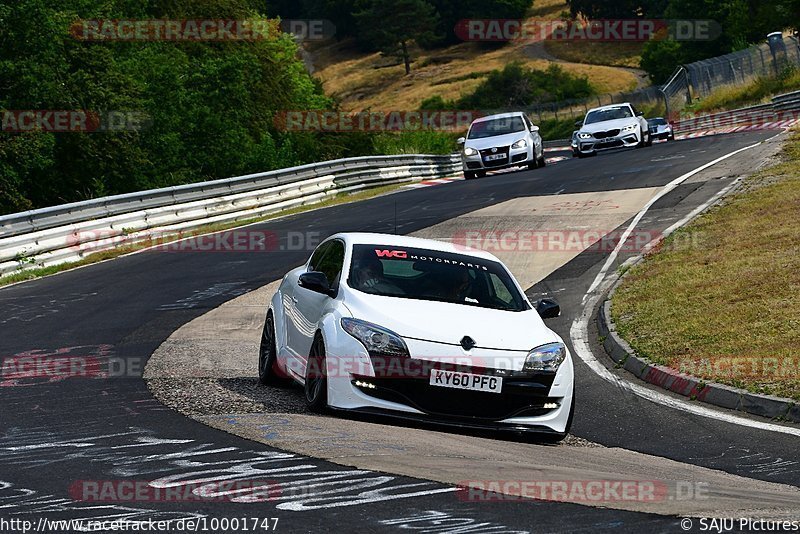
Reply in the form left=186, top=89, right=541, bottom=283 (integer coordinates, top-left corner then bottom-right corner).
left=575, top=102, right=651, bottom=157
left=258, top=233, right=575, bottom=440
left=457, top=112, right=546, bottom=179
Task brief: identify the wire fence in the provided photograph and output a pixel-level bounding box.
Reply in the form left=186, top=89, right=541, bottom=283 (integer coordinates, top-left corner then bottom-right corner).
left=525, top=34, right=800, bottom=124
left=662, top=34, right=800, bottom=119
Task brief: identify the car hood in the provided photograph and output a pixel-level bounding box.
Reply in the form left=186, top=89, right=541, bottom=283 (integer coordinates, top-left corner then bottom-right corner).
left=464, top=131, right=528, bottom=150
left=342, top=288, right=559, bottom=352
left=580, top=117, right=638, bottom=133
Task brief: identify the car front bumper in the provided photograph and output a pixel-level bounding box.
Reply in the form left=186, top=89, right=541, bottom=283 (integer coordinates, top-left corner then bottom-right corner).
left=577, top=130, right=640, bottom=154
left=650, top=127, right=673, bottom=139
left=462, top=144, right=534, bottom=172
left=324, top=335, right=574, bottom=434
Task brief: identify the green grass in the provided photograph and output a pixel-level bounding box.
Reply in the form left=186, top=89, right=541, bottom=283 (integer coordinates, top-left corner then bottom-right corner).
left=688, top=68, right=800, bottom=114
left=612, top=131, right=800, bottom=400
left=0, top=183, right=408, bottom=287
left=539, top=117, right=579, bottom=140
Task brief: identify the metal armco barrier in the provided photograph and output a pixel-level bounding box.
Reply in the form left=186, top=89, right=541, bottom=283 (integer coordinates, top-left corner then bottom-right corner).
left=0, top=153, right=461, bottom=276
left=673, top=90, right=800, bottom=135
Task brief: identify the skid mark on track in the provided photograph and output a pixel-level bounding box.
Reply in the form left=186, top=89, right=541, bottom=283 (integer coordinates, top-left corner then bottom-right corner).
left=0, top=426, right=455, bottom=513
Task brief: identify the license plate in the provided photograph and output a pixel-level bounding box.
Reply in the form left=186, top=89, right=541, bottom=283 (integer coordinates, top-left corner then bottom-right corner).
left=429, top=369, right=502, bottom=393
left=484, top=153, right=505, bottom=161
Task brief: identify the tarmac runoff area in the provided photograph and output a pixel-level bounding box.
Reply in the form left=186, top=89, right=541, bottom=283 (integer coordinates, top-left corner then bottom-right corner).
left=145, top=186, right=800, bottom=519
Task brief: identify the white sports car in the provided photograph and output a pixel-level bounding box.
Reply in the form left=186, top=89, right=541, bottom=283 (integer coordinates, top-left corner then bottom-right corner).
left=258, top=233, right=575, bottom=440
left=575, top=102, right=651, bottom=157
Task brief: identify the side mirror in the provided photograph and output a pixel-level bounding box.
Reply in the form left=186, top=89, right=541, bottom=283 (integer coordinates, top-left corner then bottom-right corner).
left=456, top=137, right=466, bottom=145
left=574, top=120, right=583, bottom=128
left=529, top=125, right=539, bottom=132
left=535, top=298, right=560, bottom=319
left=298, top=271, right=335, bottom=297
left=636, top=111, right=644, bottom=116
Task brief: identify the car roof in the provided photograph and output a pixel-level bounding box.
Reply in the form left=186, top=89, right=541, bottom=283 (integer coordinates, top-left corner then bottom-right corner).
left=471, top=112, right=526, bottom=124
left=586, top=103, right=633, bottom=114
left=329, top=232, right=502, bottom=262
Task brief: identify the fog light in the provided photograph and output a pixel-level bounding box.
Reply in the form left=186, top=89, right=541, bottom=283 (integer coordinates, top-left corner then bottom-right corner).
left=354, top=380, right=376, bottom=389
left=543, top=402, right=558, bottom=409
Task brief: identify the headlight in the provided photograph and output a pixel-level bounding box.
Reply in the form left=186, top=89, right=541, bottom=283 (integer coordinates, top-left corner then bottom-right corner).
left=622, top=124, right=638, bottom=132
left=341, top=318, right=409, bottom=357
left=523, top=342, right=566, bottom=372
left=578, top=132, right=592, bottom=139
left=463, top=147, right=478, bottom=156
left=511, top=138, right=527, bottom=149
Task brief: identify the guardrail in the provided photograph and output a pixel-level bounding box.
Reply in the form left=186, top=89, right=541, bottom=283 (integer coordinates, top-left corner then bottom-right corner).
left=772, top=90, right=800, bottom=111
left=673, top=90, right=800, bottom=135
left=0, top=153, right=461, bottom=277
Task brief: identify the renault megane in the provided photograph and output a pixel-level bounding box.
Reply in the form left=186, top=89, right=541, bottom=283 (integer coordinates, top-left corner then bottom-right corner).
left=258, top=232, right=575, bottom=440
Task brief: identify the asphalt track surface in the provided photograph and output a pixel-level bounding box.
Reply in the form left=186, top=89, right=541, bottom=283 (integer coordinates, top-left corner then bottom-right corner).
left=1, top=130, right=798, bottom=533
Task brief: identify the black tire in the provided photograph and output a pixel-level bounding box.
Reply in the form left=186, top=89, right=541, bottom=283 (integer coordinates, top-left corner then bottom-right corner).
left=258, top=314, right=283, bottom=385
left=464, top=171, right=476, bottom=180
left=476, top=170, right=486, bottom=178
left=537, top=152, right=546, bottom=167
left=527, top=160, right=537, bottom=170
left=304, top=334, right=328, bottom=412
left=645, top=131, right=653, bottom=147
left=668, top=134, right=675, bottom=141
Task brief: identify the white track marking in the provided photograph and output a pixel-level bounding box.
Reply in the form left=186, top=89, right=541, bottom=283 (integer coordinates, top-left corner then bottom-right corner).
left=582, top=140, right=762, bottom=304
left=571, top=133, right=800, bottom=436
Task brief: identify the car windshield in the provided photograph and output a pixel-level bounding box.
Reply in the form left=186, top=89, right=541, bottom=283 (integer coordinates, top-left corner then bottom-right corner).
left=467, top=117, right=526, bottom=139
left=584, top=106, right=633, bottom=124
left=648, top=118, right=668, bottom=125
left=347, top=245, right=530, bottom=312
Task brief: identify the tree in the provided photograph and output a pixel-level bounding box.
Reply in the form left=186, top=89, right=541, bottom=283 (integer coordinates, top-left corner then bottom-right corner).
left=354, top=0, right=440, bottom=75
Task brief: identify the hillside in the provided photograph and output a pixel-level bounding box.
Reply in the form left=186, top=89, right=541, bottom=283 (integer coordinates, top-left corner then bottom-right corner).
left=307, top=0, right=648, bottom=112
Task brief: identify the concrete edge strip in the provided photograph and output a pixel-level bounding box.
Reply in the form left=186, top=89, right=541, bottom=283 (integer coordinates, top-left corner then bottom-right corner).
left=597, top=298, right=800, bottom=423
left=596, top=169, right=800, bottom=423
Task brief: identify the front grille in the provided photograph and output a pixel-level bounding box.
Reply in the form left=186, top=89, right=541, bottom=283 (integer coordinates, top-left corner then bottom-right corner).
left=479, top=146, right=509, bottom=167
left=351, top=357, right=557, bottom=421
left=592, top=129, right=620, bottom=139
left=595, top=139, right=624, bottom=149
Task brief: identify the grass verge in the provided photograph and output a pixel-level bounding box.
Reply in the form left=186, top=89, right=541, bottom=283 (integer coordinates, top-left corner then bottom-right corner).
left=0, top=183, right=408, bottom=288
left=687, top=68, right=800, bottom=114
left=544, top=41, right=645, bottom=69
left=611, top=130, right=800, bottom=401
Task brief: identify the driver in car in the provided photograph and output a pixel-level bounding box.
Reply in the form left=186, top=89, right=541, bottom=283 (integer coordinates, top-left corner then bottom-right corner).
left=353, top=257, right=402, bottom=294
left=441, top=268, right=474, bottom=302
